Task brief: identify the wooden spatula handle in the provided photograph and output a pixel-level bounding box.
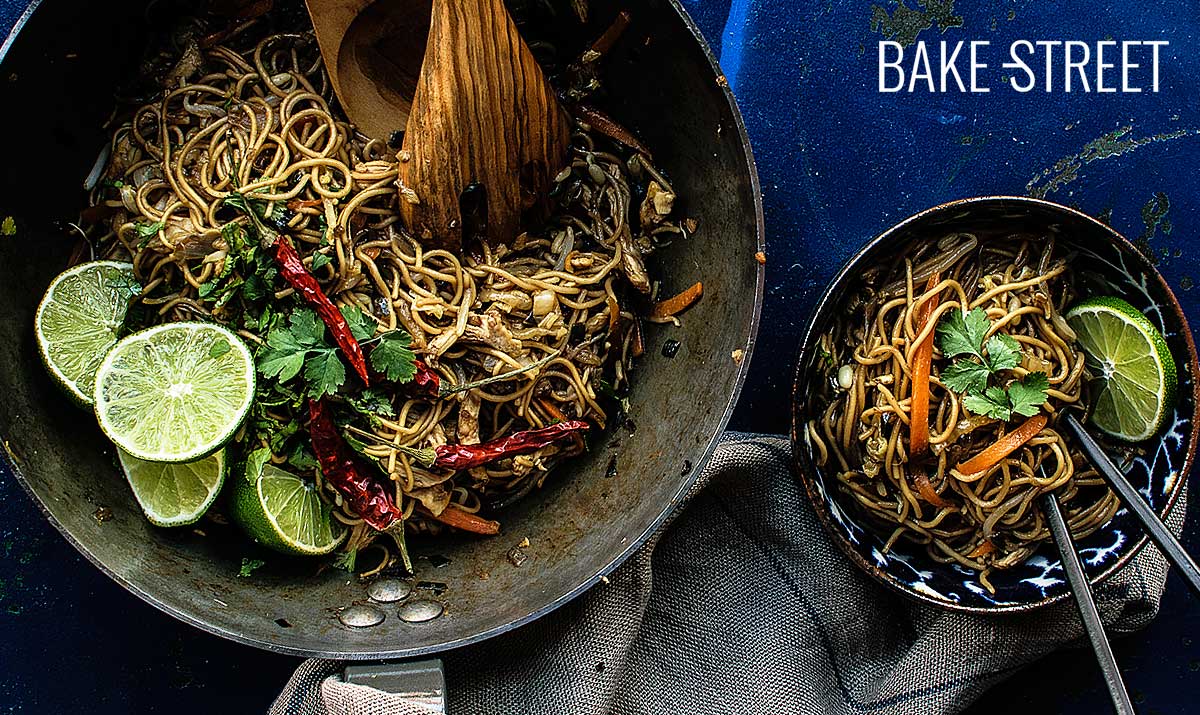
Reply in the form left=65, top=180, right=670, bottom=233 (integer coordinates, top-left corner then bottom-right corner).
left=398, top=0, right=571, bottom=248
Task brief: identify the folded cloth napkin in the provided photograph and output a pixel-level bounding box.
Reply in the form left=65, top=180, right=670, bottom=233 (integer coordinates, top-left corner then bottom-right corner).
left=272, top=433, right=1185, bottom=715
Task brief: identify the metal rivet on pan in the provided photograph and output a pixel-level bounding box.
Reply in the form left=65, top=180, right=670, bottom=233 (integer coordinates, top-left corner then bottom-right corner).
left=398, top=599, right=444, bottom=623
left=339, top=604, right=385, bottom=628
left=367, top=579, right=412, bottom=603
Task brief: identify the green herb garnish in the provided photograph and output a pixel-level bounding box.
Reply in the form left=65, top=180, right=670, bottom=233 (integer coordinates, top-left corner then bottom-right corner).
left=238, top=557, right=266, bottom=577
left=256, top=307, right=416, bottom=399
left=369, top=331, right=418, bottom=383
left=937, top=307, right=1049, bottom=421
left=134, top=220, right=164, bottom=247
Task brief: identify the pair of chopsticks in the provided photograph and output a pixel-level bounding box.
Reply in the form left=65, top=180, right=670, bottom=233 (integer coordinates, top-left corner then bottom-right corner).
left=1039, top=413, right=1200, bottom=715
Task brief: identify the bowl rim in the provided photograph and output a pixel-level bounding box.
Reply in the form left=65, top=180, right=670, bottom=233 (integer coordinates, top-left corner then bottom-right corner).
left=789, top=194, right=1200, bottom=614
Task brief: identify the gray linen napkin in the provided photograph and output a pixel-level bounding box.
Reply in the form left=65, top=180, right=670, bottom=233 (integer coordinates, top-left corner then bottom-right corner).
left=271, top=433, right=1186, bottom=715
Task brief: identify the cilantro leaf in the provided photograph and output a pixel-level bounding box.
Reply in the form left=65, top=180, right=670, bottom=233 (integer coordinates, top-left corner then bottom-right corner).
left=198, top=280, right=220, bottom=299
left=238, top=557, right=266, bottom=578
left=310, top=252, right=332, bottom=271
left=347, top=387, right=397, bottom=419
left=963, top=386, right=1013, bottom=421
left=244, top=447, right=272, bottom=483
left=257, top=347, right=305, bottom=382
left=370, top=331, right=418, bottom=383
left=287, top=443, right=318, bottom=472
left=333, top=549, right=358, bottom=572
left=1009, top=372, right=1050, bottom=417
left=208, top=341, right=231, bottom=359
left=937, top=307, right=990, bottom=360
left=134, top=220, right=164, bottom=240
left=340, top=305, right=376, bottom=342
left=267, top=417, right=301, bottom=453
left=304, top=350, right=346, bottom=398
left=941, top=359, right=991, bottom=395
left=257, top=323, right=309, bottom=382
left=288, top=309, right=326, bottom=348
left=985, top=334, right=1022, bottom=372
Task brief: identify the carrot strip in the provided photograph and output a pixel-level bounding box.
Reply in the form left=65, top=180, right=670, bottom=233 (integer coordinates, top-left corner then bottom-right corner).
left=590, top=10, right=632, bottom=56
left=956, top=414, right=1048, bottom=475
left=912, top=469, right=954, bottom=509
left=630, top=317, right=645, bottom=358
left=967, top=540, right=997, bottom=559
left=908, top=272, right=941, bottom=456
left=649, top=281, right=703, bottom=319
left=286, top=198, right=323, bottom=211
left=422, top=504, right=500, bottom=536
left=539, top=398, right=585, bottom=451
left=606, top=294, right=621, bottom=337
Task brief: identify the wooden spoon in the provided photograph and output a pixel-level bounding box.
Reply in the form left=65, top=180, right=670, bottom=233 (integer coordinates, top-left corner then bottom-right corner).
left=398, top=0, right=570, bottom=249
left=306, top=0, right=570, bottom=249
left=304, top=0, right=431, bottom=140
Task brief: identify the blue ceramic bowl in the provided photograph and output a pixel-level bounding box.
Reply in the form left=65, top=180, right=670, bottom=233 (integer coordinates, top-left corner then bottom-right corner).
left=790, top=196, right=1199, bottom=613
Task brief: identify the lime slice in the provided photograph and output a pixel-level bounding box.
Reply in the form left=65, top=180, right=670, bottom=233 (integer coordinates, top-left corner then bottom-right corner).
left=93, top=322, right=255, bottom=463
left=35, top=260, right=139, bottom=405
left=117, top=448, right=225, bottom=526
left=1066, top=296, right=1177, bottom=442
left=232, top=463, right=345, bottom=555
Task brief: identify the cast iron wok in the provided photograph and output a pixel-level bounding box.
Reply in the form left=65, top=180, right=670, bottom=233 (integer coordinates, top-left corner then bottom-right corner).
left=0, top=0, right=764, bottom=658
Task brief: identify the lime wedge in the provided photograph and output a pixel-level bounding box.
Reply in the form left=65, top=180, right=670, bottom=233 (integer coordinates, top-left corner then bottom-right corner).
left=1066, top=296, right=1177, bottom=442
left=35, top=261, right=138, bottom=405
left=117, top=448, right=225, bottom=526
left=93, top=322, right=255, bottom=463
left=232, top=463, right=345, bottom=555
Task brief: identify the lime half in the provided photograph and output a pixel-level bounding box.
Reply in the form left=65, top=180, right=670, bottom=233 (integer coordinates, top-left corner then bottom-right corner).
left=1066, top=296, right=1177, bottom=442
left=232, top=463, right=345, bottom=555
left=35, top=261, right=138, bottom=405
left=118, top=448, right=225, bottom=526
left=94, top=322, right=255, bottom=463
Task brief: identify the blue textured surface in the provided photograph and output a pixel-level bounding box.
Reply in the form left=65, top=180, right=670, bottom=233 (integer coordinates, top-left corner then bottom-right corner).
left=3, top=1, right=1200, bottom=713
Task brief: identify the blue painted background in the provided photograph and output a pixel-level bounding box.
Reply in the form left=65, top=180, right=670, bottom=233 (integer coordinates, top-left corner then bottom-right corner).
left=3, top=0, right=1200, bottom=712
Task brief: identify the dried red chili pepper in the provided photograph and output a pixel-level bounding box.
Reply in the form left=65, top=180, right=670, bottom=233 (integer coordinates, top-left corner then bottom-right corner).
left=274, top=239, right=370, bottom=384
left=308, top=398, right=401, bottom=531
left=432, top=420, right=590, bottom=471
left=410, top=359, right=440, bottom=397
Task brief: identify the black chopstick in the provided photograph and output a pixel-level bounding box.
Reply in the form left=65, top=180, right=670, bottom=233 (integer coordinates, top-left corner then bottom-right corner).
left=1064, top=413, right=1200, bottom=598
left=1041, top=490, right=1137, bottom=715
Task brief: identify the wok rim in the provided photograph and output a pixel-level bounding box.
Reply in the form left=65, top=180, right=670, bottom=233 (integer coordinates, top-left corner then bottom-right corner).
left=0, top=0, right=767, bottom=658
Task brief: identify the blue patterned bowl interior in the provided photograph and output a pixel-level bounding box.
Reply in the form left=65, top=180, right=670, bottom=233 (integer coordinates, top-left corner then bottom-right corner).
left=791, top=197, right=1198, bottom=612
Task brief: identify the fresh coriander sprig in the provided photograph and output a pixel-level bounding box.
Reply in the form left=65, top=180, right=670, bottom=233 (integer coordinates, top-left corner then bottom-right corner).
left=256, top=306, right=418, bottom=399
left=936, top=307, right=1049, bottom=421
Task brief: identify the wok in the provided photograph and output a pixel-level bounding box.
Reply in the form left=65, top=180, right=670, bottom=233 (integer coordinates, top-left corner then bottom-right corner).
left=0, top=0, right=764, bottom=658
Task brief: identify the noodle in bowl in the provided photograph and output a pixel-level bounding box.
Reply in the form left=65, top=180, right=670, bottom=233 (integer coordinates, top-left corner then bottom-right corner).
left=790, top=197, right=1199, bottom=612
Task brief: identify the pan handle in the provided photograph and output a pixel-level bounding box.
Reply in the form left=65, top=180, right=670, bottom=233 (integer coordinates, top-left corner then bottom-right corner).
left=342, top=659, right=447, bottom=712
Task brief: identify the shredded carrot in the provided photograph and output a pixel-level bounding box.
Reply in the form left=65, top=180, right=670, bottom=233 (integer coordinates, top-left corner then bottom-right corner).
left=606, top=295, right=621, bottom=336
left=649, top=281, right=703, bottom=319
left=589, top=10, right=632, bottom=56
left=912, top=469, right=953, bottom=509
left=539, top=398, right=585, bottom=451
left=286, top=198, right=323, bottom=211
left=422, top=504, right=500, bottom=536
left=908, top=272, right=941, bottom=456
left=956, top=414, right=1048, bottom=475
left=967, top=540, right=997, bottom=559
left=630, top=318, right=645, bottom=358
